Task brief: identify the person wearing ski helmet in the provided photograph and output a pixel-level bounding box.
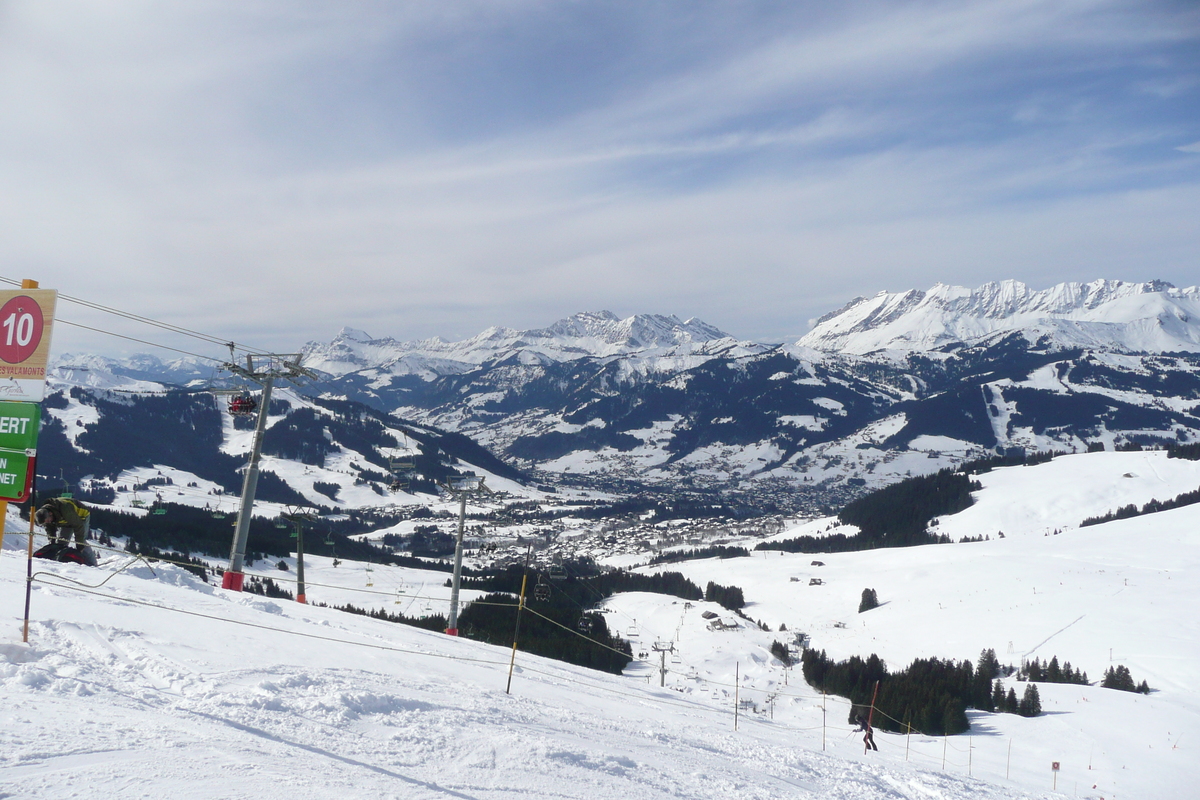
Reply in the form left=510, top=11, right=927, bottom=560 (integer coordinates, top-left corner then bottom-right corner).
left=35, top=497, right=92, bottom=548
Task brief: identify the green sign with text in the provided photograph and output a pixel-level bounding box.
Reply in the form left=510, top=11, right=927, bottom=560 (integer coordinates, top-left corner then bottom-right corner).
left=0, top=448, right=32, bottom=501
left=0, top=401, right=39, bottom=452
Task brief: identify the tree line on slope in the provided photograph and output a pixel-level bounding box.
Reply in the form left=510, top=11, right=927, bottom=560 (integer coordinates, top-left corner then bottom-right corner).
left=756, top=468, right=978, bottom=554
left=1080, top=485, right=1200, bottom=527
left=801, top=647, right=1151, bottom=735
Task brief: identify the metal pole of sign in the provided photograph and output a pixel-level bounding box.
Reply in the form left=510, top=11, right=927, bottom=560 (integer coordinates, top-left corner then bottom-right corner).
left=22, top=468, right=37, bottom=643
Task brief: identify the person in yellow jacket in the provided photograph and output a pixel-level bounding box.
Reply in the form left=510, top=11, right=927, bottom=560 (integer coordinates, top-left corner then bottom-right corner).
left=34, top=498, right=97, bottom=566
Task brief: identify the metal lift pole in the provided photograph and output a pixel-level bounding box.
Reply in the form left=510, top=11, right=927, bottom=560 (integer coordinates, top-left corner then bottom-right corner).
left=444, top=476, right=487, bottom=636
left=446, top=489, right=468, bottom=635
left=294, top=517, right=306, bottom=604
left=220, top=353, right=315, bottom=592
left=223, top=374, right=274, bottom=591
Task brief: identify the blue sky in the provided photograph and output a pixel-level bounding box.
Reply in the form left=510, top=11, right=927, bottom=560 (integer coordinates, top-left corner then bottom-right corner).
left=1, top=0, right=1197, bottom=358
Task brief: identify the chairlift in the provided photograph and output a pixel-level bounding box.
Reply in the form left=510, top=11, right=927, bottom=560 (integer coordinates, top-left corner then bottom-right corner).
left=365, top=564, right=374, bottom=587
left=228, top=394, right=258, bottom=416
left=534, top=579, right=551, bottom=602
left=577, top=616, right=593, bottom=633
left=274, top=518, right=289, bottom=529
left=548, top=564, right=567, bottom=581
left=152, top=507, right=167, bottom=516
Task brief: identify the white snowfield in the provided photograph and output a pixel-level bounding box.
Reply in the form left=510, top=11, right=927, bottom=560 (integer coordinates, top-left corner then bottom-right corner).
left=1, top=449, right=1193, bottom=798
left=0, top=544, right=1049, bottom=800
left=637, top=451, right=1200, bottom=800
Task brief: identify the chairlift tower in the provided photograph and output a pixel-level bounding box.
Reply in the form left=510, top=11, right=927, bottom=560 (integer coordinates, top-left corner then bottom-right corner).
left=652, top=641, right=675, bottom=687
left=221, top=352, right=316, bottom=592
left=282, top=510, right=316, bottom=603
left=442, top=475, right=488, bottom=635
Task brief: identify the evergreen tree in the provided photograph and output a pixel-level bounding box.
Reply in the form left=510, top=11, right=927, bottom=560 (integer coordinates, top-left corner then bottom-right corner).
left=1102, top=664, right=1145, bottom=693
left=977, top=648, right=1001, bottom=679
left=1018, top=683, right=1042, bottom=717
left=1005, top=687, right=1019, bottom=714
left=992, top=680, right=1007, bottom=711
left=859, top=588, right=880, bottom=613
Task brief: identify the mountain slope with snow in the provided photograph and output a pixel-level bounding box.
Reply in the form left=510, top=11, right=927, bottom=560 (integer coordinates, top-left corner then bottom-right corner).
left=799, top=279, right=1200, bottom=355
left=630, top=450, right=1200, bottom=800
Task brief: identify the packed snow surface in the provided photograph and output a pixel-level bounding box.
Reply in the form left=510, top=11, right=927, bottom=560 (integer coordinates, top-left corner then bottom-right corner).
left=1, top=539, right=1050, bottom=799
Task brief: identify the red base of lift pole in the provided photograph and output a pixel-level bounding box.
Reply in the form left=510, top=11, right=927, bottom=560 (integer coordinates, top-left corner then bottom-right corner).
left=296, top=594, right=306, bottom=604
left=222, top=571, right=245, bottom=591
left=445, top=627, right=458, bottom=636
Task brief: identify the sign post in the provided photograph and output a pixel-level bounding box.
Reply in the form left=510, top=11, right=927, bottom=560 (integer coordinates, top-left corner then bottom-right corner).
left=1, top=279, right=56, bottom=646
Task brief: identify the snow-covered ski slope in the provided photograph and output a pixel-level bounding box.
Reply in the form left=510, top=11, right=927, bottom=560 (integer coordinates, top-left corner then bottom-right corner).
left=631, top=451, right=1199, bottom=799
left=2, top=450, right=1194, bottom=799
left=1, top=539, right=1051, bottom=800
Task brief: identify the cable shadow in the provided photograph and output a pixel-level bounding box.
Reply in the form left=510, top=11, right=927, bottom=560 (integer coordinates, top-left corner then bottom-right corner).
left=185, top=709, right=483, bottom=800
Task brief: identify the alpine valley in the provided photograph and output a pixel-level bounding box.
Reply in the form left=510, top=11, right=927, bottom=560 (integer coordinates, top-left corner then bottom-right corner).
left=45, top=278, right=1200, bottom=515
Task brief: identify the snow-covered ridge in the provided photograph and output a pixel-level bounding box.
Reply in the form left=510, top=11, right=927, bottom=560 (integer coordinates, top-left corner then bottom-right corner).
left=301, top=311, right=757, bottom=378
left=799, top=279, right=1200, bottom=355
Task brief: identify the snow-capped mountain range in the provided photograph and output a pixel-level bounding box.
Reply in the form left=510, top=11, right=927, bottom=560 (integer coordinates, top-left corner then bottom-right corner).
left=300, top=311, right=766, bottom=380
left=43, top=280, right=1200, bottom=508
left=799, top=279, right=1200, bottom=355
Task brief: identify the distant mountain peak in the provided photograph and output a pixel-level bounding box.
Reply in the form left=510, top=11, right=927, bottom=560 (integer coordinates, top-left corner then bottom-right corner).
left=336, top=327, right=375, bottom=343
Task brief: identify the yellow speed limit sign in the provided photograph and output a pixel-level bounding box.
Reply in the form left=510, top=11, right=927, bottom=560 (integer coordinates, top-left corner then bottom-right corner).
left=0, top=289, right=57, bottom=402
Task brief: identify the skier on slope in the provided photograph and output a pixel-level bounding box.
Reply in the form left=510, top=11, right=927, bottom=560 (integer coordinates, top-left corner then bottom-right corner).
left=33, top=497, right=98, bottom=566
left=855, top=714, right=878, bottom=752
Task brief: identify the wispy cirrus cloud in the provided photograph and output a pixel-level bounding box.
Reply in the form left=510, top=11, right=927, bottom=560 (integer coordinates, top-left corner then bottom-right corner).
left=0, top=1, right=1197, bottom=355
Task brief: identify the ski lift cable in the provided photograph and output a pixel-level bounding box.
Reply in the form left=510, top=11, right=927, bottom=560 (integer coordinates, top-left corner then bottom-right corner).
left=0, top=275, right=270, bottom=356
left=54, top=319, right=222, bottom=362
